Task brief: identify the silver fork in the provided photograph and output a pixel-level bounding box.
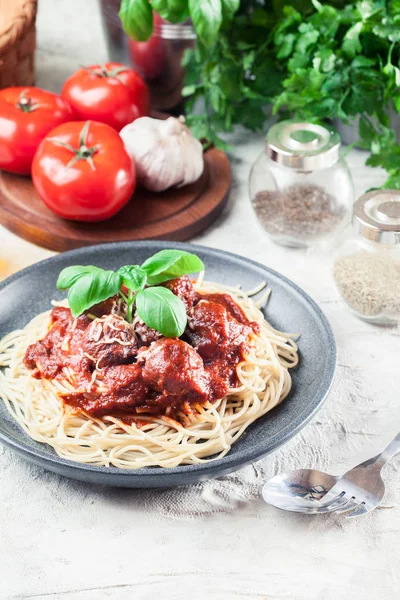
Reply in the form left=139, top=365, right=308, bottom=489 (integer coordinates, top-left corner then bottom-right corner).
left=262, top=431, right=400, bottom=517
left=313, top=432, right=400, bottom=518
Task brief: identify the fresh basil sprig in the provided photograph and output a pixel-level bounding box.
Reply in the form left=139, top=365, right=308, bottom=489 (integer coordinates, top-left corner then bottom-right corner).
left=56, top=249, right=204, bottom=337
left=119, top=0, right=239, bottom=47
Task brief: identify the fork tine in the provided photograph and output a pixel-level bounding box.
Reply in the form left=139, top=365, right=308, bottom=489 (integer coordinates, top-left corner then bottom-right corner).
left=323, top=495, right=353, bottom=512
left=330, top=497, right=360, bottom=514
left=345, top=503, right=369, bottom=519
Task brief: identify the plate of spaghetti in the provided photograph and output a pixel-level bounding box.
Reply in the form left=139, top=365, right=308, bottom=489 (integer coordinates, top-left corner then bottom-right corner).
left=0, top=241, right=336, bottom=487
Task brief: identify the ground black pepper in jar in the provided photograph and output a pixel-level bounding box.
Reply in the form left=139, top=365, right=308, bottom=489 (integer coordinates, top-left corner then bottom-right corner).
left=249, top=121, right=354, bottom=248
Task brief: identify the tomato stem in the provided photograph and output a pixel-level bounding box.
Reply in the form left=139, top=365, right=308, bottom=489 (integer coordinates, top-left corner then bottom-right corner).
left=47, top=139, right=77, bottom=153
left=79, top=121, right=91, bottom=146
left=16, top=90, right=40, bottom=113
left=85, top=64, right=129, bottom=84
left=48, top=121, right=98, bottom=170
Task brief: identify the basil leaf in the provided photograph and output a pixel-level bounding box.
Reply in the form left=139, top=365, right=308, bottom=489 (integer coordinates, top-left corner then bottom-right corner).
left=57, top=265, right=105, bottom=290
left=119, top=0, right=153, bottom=41
left=188, top=0, right=222, bottom=46
left=141, top=249, right=204, bottom=284
left=136, top=287, right=187, bottom=337
left=221, top=0, right=239, bottom=23
left=118, top=265, right=147, bottom=291
left=67, top=271, right=123, bottom=318
left=151, top=0, right=189, bottom=23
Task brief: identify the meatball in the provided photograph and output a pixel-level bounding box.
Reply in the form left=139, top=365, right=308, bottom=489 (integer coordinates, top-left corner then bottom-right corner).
left=134, top=319, right=163, bottom=346
left=50, top=306, right=73, bottom=328
left=200, top=293, right=250, bottom=325
left=141, top=338, right=209, bottom=403
left=82, top=314, right=138, bottom=368
left=163, top=276, right=199, bottom=311
left=186, top=300, right=251, bottom=360
left=62, top=364, right=147, bottom=416
left=24, top=307, right=74, bottom=378
left=86, top=295, right=121, bottom=318
left=102, top=364, right=147, bottom=409
left=24, top=341, right=60, bottom=378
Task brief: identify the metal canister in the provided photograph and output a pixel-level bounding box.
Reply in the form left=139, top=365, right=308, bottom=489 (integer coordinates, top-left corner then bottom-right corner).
left=99, top=1, right=196, bottom=113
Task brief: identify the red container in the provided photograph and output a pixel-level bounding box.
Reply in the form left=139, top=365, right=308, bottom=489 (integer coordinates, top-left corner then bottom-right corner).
left=100, top=2, right=195, bottom=113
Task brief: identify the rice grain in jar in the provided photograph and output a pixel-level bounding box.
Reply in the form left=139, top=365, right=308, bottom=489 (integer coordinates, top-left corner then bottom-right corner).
left=249, top=121, right=354, bottom=248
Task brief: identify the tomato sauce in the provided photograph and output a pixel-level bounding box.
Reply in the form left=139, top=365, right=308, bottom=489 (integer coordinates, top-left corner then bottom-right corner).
left=24, top=277, right=259, bottom=420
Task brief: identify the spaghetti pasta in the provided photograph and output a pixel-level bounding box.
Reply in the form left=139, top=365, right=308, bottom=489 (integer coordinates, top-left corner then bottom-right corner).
left=0, top=280, right=298, bottom=469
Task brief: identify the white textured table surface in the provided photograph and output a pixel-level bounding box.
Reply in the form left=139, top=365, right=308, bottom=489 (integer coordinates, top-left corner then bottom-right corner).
left=1, top=2, right=400, bottom=599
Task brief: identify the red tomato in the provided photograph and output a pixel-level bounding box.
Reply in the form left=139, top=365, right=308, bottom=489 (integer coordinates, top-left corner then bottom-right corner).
left=128, top=13, right=166, bottom=81
left=0, top=87, right=73, bottom=175
left=32, top=120, right=136, bottom=222
left=62, top=63, right=150, bottom=131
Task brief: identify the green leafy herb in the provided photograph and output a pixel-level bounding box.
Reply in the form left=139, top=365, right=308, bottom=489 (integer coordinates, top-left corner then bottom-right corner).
left=117, top=265, right=147, bottom=321
left=221, top=0, right=240, bottom=23
left=141, top=249, right=204, bottom=285
left=56, top=265, right=105, bottom=290
left=56, top=249, right=204, bottom=337
left=117, top=265, right=147, bottom=292
left=119, top=0, right=153, bottom=41
left=119, top=0, right=233, bottom=48
left=188, top=0, right=222, bottom=46
left=64, top=270, right=122, bottom=318
left=267, top=0, right=400, bottom=188
left=136, top=286, right=187, bottom=337
left=151, top=0, right=189, bottom=23
left=119, top=0, right=400, bottom=188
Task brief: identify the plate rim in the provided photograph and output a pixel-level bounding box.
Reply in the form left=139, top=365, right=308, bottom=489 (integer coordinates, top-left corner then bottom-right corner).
left=0, top=240, right=337, bottom=479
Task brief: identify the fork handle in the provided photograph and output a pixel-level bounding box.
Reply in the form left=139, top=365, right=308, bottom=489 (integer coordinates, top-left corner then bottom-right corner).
left=363, top=431, right=400, bottom=470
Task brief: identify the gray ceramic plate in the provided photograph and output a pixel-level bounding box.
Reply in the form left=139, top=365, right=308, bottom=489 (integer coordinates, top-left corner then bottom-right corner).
left=0, top=241, right=336, bottom=488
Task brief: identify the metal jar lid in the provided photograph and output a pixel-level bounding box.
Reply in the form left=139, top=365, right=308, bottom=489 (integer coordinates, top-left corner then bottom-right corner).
left=353, top=189, right=400, bottom=244
left=154, top=21, right=196, bottom=40
left=265, top=121, right=341, bottom=170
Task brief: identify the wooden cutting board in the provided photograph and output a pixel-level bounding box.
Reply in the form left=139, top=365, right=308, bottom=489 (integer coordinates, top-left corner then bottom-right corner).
left=0, top=146, right=230, bottom=252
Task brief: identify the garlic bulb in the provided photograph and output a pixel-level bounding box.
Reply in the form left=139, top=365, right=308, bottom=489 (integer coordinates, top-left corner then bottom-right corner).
left=120, top=116, right=204, bottom=192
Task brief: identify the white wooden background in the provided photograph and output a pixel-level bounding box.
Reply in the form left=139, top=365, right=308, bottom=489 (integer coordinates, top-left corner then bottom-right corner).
left=0, top=2, right=399, bottom=598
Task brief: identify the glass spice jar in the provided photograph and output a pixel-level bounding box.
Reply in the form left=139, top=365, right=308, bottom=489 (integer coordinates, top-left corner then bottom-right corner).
left=333, top=190, right=400, bottom=326
left=249, top=121, right=354, bottom=248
